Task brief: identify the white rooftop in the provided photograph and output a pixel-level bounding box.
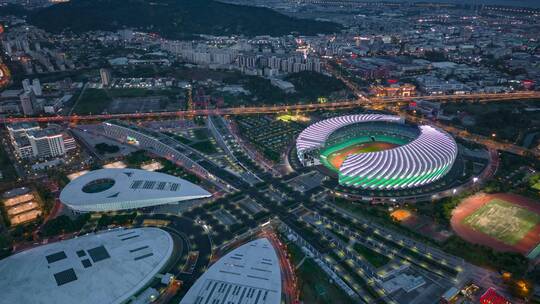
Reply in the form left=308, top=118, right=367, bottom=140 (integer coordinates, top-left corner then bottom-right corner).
left=180, top=238, right=282, bottom=304
left=60, top=168, right=211, bottom=212
left=0, top=227, right=173, bottom=304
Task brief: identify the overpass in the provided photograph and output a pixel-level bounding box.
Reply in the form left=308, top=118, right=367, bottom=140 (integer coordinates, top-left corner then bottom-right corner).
left=1, top=91, right=539, bottom=124
left=372, top=91, right=540, bottom=103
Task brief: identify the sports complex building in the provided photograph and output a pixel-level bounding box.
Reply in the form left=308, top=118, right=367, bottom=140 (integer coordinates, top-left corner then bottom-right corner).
left=0, top=227, right=174, bottom=304
left=180, top=238, right=281, bottom=304
left=296, top=114, right=461, bottom=199
left=60, top=168, right=211, bottom=212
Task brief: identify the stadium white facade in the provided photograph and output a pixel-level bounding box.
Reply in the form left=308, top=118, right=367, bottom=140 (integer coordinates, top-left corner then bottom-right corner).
left=180, top=238, right=282, bottom=304
left=60, top=168, right=211, bottom=212
left=0, top=227, right=173, bottom=304
left=296, top=114, right=458, bottom=190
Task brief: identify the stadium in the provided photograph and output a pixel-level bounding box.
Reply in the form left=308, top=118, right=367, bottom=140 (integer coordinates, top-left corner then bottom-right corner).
left=296, top=114, right=459, bottom=196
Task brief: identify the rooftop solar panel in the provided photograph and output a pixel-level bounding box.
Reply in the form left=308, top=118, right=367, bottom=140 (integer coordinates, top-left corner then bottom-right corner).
left=134, top=253, right=154, bottom=261
left=81, top=259, right=92, bottom=268
left=129, top=245, right=149, bottom=253
left=157, top=182, right=166, bottom=190
left=143, top=181, right=155, bottom=189
left=87, top=245, right=111, bottom=263
left=54, top=268, right=77, bottom=286
left=46, top=251, right=67, bottom=264
left=121, top=235, right=140, bottom=241
left=130, top=180, right=143, bottom=189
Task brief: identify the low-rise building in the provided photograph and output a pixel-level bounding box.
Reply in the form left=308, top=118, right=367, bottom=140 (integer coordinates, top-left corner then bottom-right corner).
left=270, top=78, right=295, bottom=93
left=370, top=83, right=416, bottom=97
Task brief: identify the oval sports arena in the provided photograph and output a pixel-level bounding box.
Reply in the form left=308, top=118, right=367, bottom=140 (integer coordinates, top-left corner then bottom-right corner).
left=296, top=114, right=459, bottom=196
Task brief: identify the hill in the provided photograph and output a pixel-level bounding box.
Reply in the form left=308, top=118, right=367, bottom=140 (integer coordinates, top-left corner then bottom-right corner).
left=27, top=0, right=341, bottom=38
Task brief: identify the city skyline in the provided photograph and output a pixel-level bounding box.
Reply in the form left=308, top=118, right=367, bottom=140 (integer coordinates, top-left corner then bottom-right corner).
left=0, top=0, right=538, bottom=303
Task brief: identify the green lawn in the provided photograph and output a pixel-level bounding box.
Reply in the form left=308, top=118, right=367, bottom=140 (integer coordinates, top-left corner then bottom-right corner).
left=357, top=146, right=385, bottom=153
left=530, top=173, right=540, bottom=191
left=285, top=241, right=356, bottom=304
left=462, top=199, right=540, bottom=245
left=72, top=88, right=112, bottom=114
left=189, top=140, right=218, bottom=154
left=319, top=137, right=408, bottom=172
left=165, top=132, right=192, bottom=145
left=106, top=88, right=149, bottom=98
left=0, top=145, right=17, bottom=183
left=329, top=227, right=351, bottom=244
left=353, top=243, right=390, bottom=268
left=192, top=128, right=209, bottom=140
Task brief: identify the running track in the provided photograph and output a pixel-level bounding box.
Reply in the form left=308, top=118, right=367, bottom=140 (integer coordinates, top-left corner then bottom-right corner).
left=451, top=193, right=540, bottom=254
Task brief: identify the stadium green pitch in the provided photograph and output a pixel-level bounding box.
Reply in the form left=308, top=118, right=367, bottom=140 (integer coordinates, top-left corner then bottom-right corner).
left=462, top=199, right=540, bottom=245
left=319, top=137, right=405, bottom=172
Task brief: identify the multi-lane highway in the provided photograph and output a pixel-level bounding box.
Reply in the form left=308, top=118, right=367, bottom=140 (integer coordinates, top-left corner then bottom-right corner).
left=1, top=91, right=539, bottom=124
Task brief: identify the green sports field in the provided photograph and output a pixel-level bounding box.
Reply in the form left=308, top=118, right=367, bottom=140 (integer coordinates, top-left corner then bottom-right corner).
left=319, top=137, right=405, bottom=172
left=462, top=199, right=540, bottom=246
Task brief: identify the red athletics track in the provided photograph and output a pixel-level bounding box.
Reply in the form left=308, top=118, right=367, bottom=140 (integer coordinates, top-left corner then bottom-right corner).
left=451, top=193, right=540, bottom=254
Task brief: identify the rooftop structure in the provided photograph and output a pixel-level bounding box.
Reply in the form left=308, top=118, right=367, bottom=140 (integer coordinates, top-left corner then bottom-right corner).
left=180, top=238, right=282, bottom=304
left=102, top=121, right=228, bottom=191
left=479, top=287, right=511, bottom=304
left=60, top=168, right=211, bottom=212
left=1, top=190, right=42, bottom=225
left=0, top=227, right=174, bottom=304
left=6, top=121, right=40, bottom=138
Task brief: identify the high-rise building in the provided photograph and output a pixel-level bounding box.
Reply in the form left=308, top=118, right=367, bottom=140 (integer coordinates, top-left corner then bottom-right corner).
left=63, top=134, right=77, bottom=151
left=19, top=91, right=36, bottom=116
left=32, top=79, right=42, bottom=96
left=100, top=68, right=111, bottom=87
left=27, top=127, right=66, bottom=159
left=22, top=78, right=31, bottom=93
left=7, top=124, right=73, bottom=160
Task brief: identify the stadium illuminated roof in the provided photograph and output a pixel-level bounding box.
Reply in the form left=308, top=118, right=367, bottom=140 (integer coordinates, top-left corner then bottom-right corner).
left=296, top=114, right=458, bottom=190
left=60, top=168, right=211, bottom=212
left=296, top=114, right=403, bottom=153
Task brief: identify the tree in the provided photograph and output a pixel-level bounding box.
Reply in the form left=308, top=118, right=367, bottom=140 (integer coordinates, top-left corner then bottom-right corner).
left=424, top=51, right=447, bottom=62
left=41, top=214, right=90, bottom=237
left=0, top=234, right=13, bottom=259
left=95, top=143, right=120, bottom=154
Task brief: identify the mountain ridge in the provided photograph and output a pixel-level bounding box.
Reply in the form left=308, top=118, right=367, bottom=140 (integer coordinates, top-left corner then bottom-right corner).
left=26, top=0, right=342, bottom=38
